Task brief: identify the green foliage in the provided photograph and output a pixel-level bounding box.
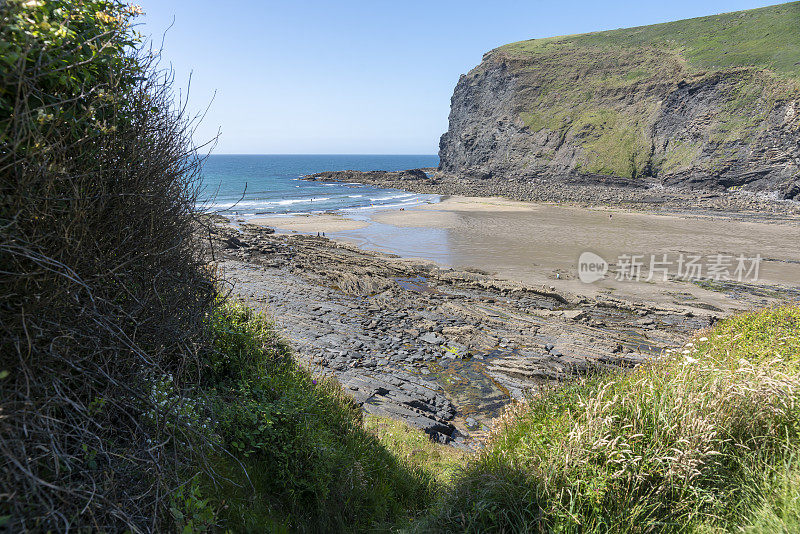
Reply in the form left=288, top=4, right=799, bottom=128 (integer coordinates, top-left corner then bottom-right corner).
left=414, top=463, right=547, bottom=534
left=418, top=305, right=800, bottom=533
left=170, top=479, right=217, bottom=534
left=0, top=0, right=143, bottom=146
left=200, top=299, right=291, bottom=384
left=364, top=416, right=465, bottom=486
left=198, top=301, right=437, bottom=533
left=1, top=1, right=217, bottom=530
left=742, top=455, right=800, bottom=533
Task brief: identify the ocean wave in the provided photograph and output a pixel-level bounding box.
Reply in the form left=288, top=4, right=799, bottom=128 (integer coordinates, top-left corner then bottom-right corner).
left=198, top=190, right=439, bottom=216
left=274, top=197, right=330, bottom=205
left=201, top=196, right=332, bottom=210
left=368, top=193, right=415, bottom=202
left=350, top=198, right=425, bottom=211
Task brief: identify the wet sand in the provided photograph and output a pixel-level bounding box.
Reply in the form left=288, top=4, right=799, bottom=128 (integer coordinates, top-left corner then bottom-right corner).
left=332, top=196, right=800, bottom=312
left=240, top=195, right=800, bottom=314
left=250, top=213, right=369, bottom=232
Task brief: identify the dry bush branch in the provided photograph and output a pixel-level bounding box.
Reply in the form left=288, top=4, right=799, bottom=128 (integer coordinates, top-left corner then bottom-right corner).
left=1, top=2, right=220, bottom=531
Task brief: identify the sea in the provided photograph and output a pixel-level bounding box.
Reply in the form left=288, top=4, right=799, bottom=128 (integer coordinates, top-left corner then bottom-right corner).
left=197, top=154, right=440, bottom=217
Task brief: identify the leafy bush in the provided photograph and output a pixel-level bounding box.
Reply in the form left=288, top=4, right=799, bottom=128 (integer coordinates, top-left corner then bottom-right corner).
left=418, top=306, right=800, bottom=533
left=0, top=1, right=216, bottom=530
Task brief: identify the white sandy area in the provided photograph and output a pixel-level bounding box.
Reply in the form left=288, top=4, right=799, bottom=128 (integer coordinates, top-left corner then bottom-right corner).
left=249, top=214, right=369, bottom=233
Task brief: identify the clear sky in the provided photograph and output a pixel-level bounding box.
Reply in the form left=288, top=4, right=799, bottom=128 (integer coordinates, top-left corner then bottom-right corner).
left=135, top=0, right=782, bottom=154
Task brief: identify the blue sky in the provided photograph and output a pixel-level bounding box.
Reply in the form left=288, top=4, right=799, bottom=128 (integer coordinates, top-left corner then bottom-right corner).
left=135, top=0, right=781, bottom=154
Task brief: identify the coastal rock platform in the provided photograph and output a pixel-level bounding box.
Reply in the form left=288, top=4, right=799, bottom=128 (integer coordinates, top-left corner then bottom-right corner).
left=208, top=222, right=774, bottom=449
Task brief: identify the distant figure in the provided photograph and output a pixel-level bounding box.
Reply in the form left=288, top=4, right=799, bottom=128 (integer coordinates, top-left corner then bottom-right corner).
left=609, top=214, right=613, bottom=219
left=317, top=232, right=320, bottom=237
left=322, top=232, right=325, bottom=237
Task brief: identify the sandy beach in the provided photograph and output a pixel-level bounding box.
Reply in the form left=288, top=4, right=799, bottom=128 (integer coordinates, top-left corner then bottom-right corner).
left=254, top=195, right=800, bottom=313
left=250, top=213, right=370, bottom=232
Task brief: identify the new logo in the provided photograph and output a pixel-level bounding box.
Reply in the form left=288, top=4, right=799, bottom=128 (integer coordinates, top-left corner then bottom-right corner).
left=578, top=252, right=608, bottom=283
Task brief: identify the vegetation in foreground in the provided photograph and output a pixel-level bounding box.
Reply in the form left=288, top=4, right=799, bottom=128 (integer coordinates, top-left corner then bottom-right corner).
left=1, top=1, right=217, bottom=530
left=188, top=301, right=451, bottom=532
left=416, top=305, right=800, bottom=533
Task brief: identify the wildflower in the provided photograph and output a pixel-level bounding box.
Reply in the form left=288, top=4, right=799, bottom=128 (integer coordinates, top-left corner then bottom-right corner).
left=699, top=337, right=708, bottom=342
left=312, top=379, right=317, bottom=385
left=96, top=11, right=119, bottom=24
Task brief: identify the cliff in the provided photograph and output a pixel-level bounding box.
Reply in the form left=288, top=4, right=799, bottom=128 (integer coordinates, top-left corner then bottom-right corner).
left=438, top=2, right=800, bottom=198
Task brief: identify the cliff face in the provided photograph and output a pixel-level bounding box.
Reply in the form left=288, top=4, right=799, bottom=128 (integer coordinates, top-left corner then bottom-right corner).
left=439, top=2, right=800, bottom=197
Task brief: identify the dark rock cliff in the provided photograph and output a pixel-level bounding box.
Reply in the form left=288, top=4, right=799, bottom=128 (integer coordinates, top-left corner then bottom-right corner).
left=438, top=3, right=800, bottom=198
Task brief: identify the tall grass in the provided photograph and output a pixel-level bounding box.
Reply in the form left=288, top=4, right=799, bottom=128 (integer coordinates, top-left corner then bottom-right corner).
left=417, top=306, right=800, bottom=533
left=742, top=454, right=800, bottom=533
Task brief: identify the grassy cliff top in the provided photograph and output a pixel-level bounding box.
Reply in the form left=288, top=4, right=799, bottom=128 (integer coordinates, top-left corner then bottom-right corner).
left=499, top=1, right=800, bottom=79
left=473, top=2, right=800, bottom=179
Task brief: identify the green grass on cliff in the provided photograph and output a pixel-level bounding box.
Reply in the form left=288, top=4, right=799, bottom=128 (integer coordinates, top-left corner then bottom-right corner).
left=491, top=2, right=800, bottom=179
left=503, top=2, right=800, bottom=79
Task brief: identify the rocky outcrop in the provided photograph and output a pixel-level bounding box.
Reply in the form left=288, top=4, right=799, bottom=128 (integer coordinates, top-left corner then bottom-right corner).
left=304, top=169, right=432, bottom=182
left=438, top=5, right=800, bottom=198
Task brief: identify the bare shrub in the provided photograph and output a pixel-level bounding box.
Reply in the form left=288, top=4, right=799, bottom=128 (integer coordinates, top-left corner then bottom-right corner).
left=0, top=2, right=216, bottom=531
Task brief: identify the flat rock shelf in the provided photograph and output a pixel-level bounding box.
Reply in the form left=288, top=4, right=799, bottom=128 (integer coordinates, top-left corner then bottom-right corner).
left=206, top=222, right=769, bottom=450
